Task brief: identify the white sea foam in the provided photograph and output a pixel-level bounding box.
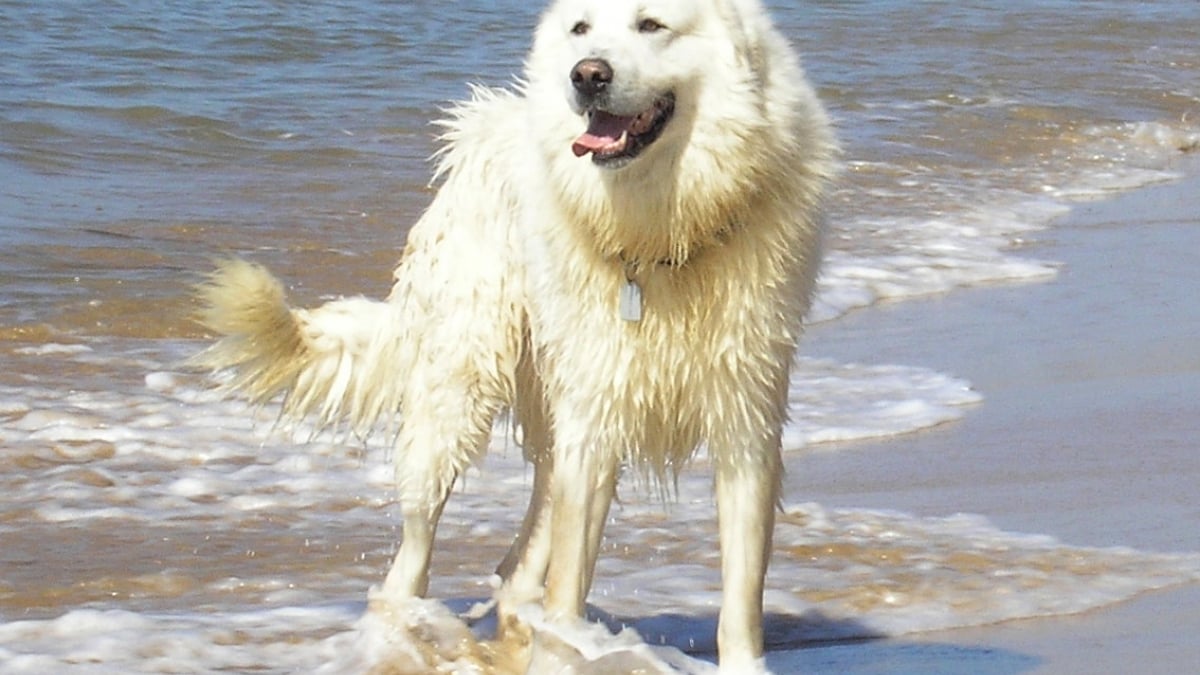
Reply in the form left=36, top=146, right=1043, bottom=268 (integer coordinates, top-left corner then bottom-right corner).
left=2, top=502, right=1197, bottom=674
left=12, top=343, right=92, bottom=356
left=0, top=347, right=977, bottom=529
left=1, top=343, right=1197, bottom=672
left=785, top=358, right=981, bottom=447
left=810, top=116, right=1199, bottom=324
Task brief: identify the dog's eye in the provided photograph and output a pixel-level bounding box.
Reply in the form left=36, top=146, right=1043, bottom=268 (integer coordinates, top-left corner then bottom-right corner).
left=637, top=17, right=666, bottom=33
left=570, top=20, right=590, bottom=36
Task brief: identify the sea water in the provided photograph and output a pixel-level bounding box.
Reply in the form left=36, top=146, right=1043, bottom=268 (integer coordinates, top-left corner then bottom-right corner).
left=1, top=1, right=1198, bottom=672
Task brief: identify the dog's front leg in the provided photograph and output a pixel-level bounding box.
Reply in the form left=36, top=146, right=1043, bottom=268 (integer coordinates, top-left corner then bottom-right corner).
left=715, top=444, right=782, bottom=673
left=542, top=446, right=620, bottom=620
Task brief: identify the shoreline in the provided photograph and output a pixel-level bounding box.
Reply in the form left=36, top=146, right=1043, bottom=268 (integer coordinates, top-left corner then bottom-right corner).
left=771, top=157, right=1200, bottom=672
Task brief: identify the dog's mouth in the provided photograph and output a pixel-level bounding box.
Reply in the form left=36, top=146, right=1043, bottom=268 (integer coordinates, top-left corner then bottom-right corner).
left=571, top=93, right=675, bottom=166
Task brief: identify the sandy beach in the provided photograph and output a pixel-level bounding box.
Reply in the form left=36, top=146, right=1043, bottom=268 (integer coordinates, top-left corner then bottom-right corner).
left=770, top=159, right=1200, bottom=673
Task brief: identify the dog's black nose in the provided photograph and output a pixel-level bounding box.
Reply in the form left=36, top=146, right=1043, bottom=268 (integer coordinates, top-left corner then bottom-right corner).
left=570, top=58, right=613, bottom=98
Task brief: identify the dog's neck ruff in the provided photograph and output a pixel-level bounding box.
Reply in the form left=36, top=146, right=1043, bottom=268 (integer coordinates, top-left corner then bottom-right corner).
left=613, top=221, right=739, bottom=323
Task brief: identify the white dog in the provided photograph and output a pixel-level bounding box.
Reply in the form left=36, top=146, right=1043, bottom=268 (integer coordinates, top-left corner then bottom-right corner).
left=194, top=0, right=835, bottom=670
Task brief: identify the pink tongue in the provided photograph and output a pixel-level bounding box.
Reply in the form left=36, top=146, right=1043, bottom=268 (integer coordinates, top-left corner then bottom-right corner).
left=572, top=111, right=634, bottom=157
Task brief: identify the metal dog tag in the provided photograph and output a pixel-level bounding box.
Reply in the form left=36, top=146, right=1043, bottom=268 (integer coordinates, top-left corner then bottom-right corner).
left=619, top=279, right=643, bottom=322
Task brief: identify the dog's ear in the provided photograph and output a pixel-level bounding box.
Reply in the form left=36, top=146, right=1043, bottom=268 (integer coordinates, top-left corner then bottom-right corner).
left=712, top=0, right=766, bottom=74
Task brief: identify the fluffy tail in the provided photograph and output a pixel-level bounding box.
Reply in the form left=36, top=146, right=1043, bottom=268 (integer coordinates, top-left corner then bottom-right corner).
left=191, top=259, right=400, bottom=437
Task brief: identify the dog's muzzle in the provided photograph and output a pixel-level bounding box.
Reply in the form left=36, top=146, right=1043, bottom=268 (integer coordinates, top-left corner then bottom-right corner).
left=569, top=58, right=676, bottom=167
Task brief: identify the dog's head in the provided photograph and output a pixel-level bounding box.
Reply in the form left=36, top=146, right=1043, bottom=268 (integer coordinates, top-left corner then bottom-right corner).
left=528, top=0, right=726, bottom=171
left=523, top=0, right=835, bottom=261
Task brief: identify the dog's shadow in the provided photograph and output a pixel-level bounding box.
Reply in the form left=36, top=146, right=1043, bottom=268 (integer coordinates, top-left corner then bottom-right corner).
left=443, top=599, right=1042, bottom=674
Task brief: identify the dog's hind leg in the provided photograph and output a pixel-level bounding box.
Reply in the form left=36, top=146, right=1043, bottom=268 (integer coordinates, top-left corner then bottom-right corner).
left=494, top=351, right=555, bottom=638
left=376, top=430, right=460, bottom=604
left=380, top=483, right=452, bottom=600
left=375, top=380, right=503, bottom=605
left=493, top=451, right=552, bottom=640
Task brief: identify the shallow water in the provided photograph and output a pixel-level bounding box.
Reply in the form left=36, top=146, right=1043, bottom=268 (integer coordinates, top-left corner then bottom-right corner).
left=1, top=0, right=1199, bottom=671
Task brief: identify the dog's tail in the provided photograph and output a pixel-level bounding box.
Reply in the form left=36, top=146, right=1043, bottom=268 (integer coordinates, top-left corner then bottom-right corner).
left=191, top=258, right=401, bottom=437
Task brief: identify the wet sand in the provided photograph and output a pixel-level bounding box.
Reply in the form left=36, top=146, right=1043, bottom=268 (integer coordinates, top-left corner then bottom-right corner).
left=770, top=157, right=1200, bottom=673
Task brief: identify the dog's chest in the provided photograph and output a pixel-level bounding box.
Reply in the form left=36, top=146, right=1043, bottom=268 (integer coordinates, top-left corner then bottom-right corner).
left=535, top=261, right=762, bottom=388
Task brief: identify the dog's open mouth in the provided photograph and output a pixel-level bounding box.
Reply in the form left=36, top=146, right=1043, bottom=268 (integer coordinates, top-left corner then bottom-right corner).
left=571, top=93, right=675, bottom=166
